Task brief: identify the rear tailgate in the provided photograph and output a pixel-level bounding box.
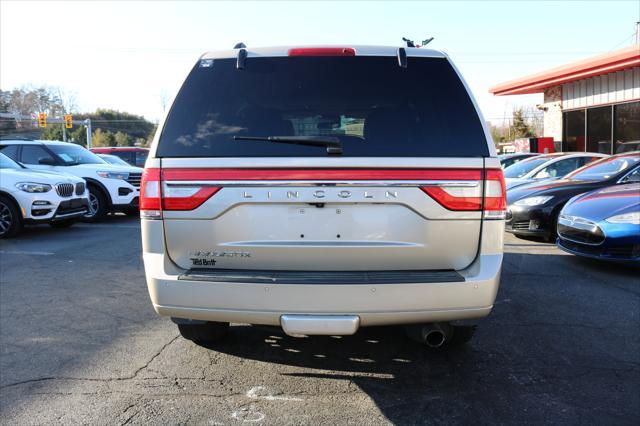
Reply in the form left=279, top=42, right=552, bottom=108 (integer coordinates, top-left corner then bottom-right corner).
left=148, top=158, right=502, bottom=271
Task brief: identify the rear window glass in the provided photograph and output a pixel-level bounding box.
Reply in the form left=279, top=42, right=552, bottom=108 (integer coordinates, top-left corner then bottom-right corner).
left=157, top=56, right=488, bottom=157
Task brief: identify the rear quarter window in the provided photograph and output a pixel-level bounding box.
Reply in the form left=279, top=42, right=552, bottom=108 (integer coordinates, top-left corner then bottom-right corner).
left=0, top=144, right=19, bottom=160
left=158, top=56, right=489, bottom=158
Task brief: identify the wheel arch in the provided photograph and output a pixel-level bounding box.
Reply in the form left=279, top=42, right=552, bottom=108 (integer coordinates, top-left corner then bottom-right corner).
left=0, top=190, right=23, bottom=225
left=0, top=190, right=20, bottom=211
left=83, top=178, right=113, bottom=207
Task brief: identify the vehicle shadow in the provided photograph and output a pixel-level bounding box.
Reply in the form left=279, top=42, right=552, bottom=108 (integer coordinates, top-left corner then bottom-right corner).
left=198, top=325, right=519, bottom=424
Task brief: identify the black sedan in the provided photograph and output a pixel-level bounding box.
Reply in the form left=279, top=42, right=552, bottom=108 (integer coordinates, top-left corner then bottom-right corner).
left=505, top=152, right=640, bottom=241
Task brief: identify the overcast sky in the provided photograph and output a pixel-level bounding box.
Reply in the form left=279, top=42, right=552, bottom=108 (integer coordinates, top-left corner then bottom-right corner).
left=1, top=0, right=638, bottom=123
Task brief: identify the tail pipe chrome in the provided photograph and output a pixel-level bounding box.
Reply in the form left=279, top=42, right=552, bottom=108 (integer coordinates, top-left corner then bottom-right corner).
left=406, top=322, right=453, bottom=348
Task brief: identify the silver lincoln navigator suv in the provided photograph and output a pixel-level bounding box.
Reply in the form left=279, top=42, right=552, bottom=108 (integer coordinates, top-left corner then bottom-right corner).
left=141, top=45, right=505, bottom=348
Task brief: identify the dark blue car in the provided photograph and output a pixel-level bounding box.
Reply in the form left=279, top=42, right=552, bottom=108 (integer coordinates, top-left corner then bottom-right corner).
left=557, top=183, right=640, bottom=263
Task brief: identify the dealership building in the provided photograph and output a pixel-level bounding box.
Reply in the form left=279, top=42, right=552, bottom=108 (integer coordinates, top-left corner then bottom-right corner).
left=490, top=45, right=639, bottom=154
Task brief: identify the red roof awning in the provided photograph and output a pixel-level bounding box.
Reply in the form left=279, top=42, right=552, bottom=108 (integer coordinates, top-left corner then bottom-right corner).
left=489, top=45, right=640, bottom=96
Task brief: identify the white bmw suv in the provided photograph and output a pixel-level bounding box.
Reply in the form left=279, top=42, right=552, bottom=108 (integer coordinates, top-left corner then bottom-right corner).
left=0, top=140, right=143, bottom=221
left=0, top=153, right=89, bottom=237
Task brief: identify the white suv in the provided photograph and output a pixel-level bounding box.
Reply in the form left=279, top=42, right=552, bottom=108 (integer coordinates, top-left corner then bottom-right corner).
left=0, top=140, right=143, bottom=221
left=0, top=153, right=89, bottom=237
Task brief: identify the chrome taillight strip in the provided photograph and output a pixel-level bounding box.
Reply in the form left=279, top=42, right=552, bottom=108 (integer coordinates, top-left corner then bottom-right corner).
left=162, top=180, right=481, bottom=188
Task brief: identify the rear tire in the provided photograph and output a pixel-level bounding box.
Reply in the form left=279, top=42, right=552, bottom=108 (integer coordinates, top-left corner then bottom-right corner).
left=50, top=220, right=75, bottom=228
left=177, top=321, right=229, bottom=343
left=0, top=196, right=22, bottom=238
left=82, top=185, right=108, bottom=222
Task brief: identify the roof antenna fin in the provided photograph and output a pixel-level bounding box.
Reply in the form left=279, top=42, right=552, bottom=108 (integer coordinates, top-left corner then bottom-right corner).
left=397, top=47, right=408, bottom=68
left=237, top=48, right=247, bottom=70
left=233, top=42, right=246, bottom=49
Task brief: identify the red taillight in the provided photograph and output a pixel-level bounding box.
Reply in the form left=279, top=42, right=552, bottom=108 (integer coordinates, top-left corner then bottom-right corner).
left=420, top=168, right=506, bottom=213
left=139, top=167, right=221, bottom=215
left=484, top=169, right=506, bottom=212
left=162, top=185, right=221, bottom=210
left=140, top=168, right=161, bottom=215
left=420, top=186, right=483, bottom=211
left=288, top=47, right=356, bottom=57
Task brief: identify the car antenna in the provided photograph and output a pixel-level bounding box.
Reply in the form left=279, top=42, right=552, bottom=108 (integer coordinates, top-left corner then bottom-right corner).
left=421, top=37, right=435, bottom=46
left=234, top=42, right=247, bottom=70
left=398, top=36, right=435, bottom=68
left=402, top=36, right=435, bottom=48
left=402, top=37, right=415, bottom=48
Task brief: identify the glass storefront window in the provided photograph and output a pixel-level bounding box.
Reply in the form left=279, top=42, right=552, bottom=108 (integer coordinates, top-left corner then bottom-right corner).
left=614, top=102, right=640, bottom=153
left=587, top=106, right=612, bottom=154
left=563, top=109, right=585, bottom=151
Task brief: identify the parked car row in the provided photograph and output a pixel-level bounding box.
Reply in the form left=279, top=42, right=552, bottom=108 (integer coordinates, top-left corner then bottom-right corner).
left=503, top=151, right=640, bottom=263
left=0, top=140, right=144, bottom=238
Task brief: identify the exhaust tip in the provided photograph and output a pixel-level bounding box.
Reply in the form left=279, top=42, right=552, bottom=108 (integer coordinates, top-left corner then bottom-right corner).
left=405, top=322, right=453, bottom=348
left=424, top=330, right=446, bottom=348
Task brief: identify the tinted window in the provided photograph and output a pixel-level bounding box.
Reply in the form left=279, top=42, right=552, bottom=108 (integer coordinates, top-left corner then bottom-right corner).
left=587, top=106, right=612, bottom=154
left=21, top=145, right=56, bottom=165
left=563, top=110, right=585, bottom=152
left=158, top=56, right=488, bottom=157
left=0, top=144, right=19, bottom=160
left=622, top=167, right=640, bottom=183
left=614, top=102, right=640, bottom=153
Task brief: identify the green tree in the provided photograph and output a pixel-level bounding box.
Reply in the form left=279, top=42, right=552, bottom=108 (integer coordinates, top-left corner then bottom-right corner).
left=512, top=108, right=534, bottom=138
left=114, top=131, right=132, bottom=147
left=41, top=125, right=64, bottom=141
left=69, top=126, right=87, bottom=145
left=92, top=128, right=116, bottom=147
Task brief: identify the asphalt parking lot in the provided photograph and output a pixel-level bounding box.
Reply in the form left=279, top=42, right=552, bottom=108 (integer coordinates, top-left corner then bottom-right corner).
left=0, top=217, right=638, bottom=425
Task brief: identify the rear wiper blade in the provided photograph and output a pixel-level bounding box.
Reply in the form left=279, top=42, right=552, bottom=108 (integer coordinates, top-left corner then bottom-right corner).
left=234, top=135, right=343, bottom=155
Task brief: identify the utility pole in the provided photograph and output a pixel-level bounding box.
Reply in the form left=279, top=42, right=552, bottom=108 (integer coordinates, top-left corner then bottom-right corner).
left=62, top=121, right=67, bottom=142
left=636, top=21, right=640, bottom=45
left=85, top=118, right=92, bottom=149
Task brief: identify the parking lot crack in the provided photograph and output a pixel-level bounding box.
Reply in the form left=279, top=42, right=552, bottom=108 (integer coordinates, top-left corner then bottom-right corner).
left=130, top=335, right=181, bottom=379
